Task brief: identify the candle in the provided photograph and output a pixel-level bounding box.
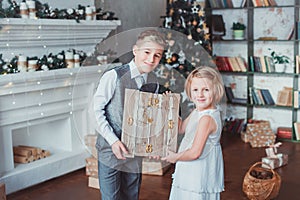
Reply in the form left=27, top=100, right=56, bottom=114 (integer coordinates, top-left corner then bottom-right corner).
left=27, top=60, right=38, bottom=72
left=20, top=2, right=29, bottom=19
left=65, top=51, right=74, bottom=68
left=17, top=55, right=27, bottom=72
left=74, top=54, right=80, bottom=68
left=26, top=0, right=36, bottom=19
left=85, top=7, right=93, bottom=20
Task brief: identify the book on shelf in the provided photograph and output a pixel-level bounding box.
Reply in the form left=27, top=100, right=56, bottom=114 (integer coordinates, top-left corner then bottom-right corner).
left=250, top=87, right=259, bottom=105
left=259, top=56, right=268, bottom=73
left=253, top=56, right=262, bottom=72
left=254, top=89, right=264, bottom=105
left=263, top=0, right=269, bottom=6
left=287, top=25, right=295, bottom=40
left=277, top=127, right=292, bottom=140
left=293, top=122, right=300, bottom=141
left=297, top=22, right=300, bottom=40
left=235, top=57, right=247, bottom=72
left=296, top=55, right=300, bottom=74
left=215, top=56, right=247, bottom=72
left=268, top=0, right=277, bottom=6
left=249, top=56, right=275, bottom=73
left=211, top=15, right=226, bottom=40
left=252, top=0, right=276, bottom=7
left=225, top=86, right=247, bottom=104
left=276, top=87, right=293, bottom=107
left=225, top=86, right=235, bottom=102
left=293, top=90, right=300, bottom=108
left=260, top=89, right=275, bottom=105
left=249, top=87, right=274, bottom=105
left=240, top=0, right=247, bottom=7
left=251, top=87, right=264, bottom=105
left=224, top=118, right=245, bottom=134
left=209, top=0, right=233, bottom=8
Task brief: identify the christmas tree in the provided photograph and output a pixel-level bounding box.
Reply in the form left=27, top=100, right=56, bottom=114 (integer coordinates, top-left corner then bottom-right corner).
left=154, top=0, right=214, bottom=117
left=156, top=0, right=213, bottom=90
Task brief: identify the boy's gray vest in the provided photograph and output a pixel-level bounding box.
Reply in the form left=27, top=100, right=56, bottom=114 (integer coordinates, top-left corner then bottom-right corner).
left=96, top=64, right=159, bottom=170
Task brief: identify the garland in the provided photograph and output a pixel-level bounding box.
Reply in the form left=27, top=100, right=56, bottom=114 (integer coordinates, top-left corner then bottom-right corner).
left=0, top=0, right=118, bottom=22
left=0, top=49, right=87, bottom=74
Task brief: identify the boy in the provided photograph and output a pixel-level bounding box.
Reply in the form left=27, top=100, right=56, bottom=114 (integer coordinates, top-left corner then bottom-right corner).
left=94, top=29, right=166, bottom=200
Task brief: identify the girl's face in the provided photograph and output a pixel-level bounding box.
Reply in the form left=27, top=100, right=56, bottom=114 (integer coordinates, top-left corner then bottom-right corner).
left=133, top=41, right=164, bottom=74
left=190, top=77, right=215, bottom=111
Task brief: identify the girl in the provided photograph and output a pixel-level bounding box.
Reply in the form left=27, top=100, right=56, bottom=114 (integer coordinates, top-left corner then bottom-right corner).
left=162, top=66, right=225, bottom=200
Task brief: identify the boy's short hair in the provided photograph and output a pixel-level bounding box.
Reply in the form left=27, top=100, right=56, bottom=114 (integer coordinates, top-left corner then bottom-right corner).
left=136, top=29, right=167, bottom=49
left=185, top=66, right=225, bottom=104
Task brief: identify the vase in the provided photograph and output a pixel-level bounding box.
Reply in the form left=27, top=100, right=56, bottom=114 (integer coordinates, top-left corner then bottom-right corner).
left=275, top=63, right=287, bottom=73
left=233, top=30, right=244, bottom=40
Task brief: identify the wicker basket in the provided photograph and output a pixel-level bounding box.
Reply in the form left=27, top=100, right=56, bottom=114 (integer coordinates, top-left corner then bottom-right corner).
left=243, top=162, right=281, bottom=200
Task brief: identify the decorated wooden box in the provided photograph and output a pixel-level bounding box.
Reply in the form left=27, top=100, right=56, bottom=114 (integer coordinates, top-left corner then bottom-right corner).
left=122, top=89, right=180, bottom=157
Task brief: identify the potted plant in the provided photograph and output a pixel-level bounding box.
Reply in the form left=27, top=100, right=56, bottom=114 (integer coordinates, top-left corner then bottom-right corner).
left=268, top=48, right=290, bottom=73
left=231, top=22, right=246, bottom=40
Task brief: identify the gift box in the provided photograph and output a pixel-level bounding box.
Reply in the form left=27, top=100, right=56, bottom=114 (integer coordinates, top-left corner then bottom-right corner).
left=262, top=154, right=288, bottom=169
left=240, top=131, right=250, bottom=143
left=0, top=183, right=6, bottom=200
left=122, top=89, right=180, bottom=157
left=262, top=142, right=288, bottom=169
left=243, top=120, right=276, bottom=148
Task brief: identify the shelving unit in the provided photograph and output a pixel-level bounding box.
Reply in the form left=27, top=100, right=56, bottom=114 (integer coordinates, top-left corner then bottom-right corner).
left=206, top=0, right=300, bottom=141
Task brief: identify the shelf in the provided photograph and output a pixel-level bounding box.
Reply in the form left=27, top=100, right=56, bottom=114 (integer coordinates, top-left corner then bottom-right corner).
left=210, top=0, right=299, bottom=142
left=0, top=18, right=121, bottom=57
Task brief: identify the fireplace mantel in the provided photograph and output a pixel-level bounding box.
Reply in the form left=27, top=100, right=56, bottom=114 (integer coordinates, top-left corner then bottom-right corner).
left=0, top=16, right=121, bottom=194
left=0, top=18, right=121, bottom=58
left=0, top=64, right=120, bottom=194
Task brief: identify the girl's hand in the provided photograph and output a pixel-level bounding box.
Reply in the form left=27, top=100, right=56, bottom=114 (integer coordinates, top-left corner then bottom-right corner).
left=161, top=150, right=179, bottom=163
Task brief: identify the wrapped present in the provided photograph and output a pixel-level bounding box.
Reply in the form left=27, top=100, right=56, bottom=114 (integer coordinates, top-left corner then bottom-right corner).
left=262, top=142, right=288, bottom=169
left=240, top=131, right=250, bottom=143
left=122, top=89, right=180, bottom=157
left=84, top=134, right=97, bottom=158
left=244, top=120, right=276, bottom=148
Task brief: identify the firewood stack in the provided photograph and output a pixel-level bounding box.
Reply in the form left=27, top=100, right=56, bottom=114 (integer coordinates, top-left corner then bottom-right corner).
left=13, top=145, right=50, bottom=164
left=84, top=134, right=99, bottom=189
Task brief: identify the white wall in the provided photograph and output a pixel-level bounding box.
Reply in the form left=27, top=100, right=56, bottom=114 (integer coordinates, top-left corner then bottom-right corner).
left=98, top=0, right=166, bottom=32
left=38, top=0, right=95, bottom=8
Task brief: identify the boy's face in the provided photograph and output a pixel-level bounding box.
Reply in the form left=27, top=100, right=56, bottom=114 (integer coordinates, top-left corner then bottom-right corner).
left=133, top=41, right=164, bottom=74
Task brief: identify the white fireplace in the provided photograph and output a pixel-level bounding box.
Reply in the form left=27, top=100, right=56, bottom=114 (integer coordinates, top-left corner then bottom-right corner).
left=0, top=64, right=118, bottom=194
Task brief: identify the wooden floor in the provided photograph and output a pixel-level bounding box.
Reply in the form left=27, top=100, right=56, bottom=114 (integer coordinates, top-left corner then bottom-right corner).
left=7, top=133, right=300, bottom=200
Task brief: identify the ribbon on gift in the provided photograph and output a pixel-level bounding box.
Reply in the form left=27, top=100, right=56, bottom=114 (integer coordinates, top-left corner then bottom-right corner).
left=265, top=142, right=282, bottom=158
left=277, top=153, right=284, bottom=166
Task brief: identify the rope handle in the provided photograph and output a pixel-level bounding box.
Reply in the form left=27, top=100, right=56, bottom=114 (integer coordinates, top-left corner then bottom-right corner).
left=248, top=161, right=276, bottom=176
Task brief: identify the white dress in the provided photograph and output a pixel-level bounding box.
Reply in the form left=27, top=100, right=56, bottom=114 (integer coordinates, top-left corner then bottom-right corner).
left=169, top=109, right=224, bottom=200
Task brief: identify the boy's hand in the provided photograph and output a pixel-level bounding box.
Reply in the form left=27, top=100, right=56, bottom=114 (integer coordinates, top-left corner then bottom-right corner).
left=163, top=90, right=172, bottom=96
left=112, top=140, right=128, bottom=160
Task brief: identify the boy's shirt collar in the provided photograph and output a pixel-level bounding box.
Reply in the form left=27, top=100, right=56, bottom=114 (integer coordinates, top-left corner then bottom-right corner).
left=129, top=59, right=148, bottom=81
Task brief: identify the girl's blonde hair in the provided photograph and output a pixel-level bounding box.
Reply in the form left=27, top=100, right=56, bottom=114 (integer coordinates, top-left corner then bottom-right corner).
left=185, top=66, right=225, bottom=104
left=135, top=29, right=166, bottom=48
